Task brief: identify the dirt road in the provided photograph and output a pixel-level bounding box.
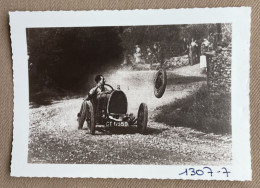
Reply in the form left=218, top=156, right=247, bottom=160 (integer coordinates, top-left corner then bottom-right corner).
left=28, top=64, right=232, bottom=165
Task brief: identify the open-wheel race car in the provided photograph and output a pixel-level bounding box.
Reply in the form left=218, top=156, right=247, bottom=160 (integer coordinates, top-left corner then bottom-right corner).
left=77, top=84, right=148, bottom=135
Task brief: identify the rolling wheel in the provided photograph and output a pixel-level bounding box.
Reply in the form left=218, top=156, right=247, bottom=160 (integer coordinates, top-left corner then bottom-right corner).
left=86, top=101, right=96, bottom=135
left=137, top=103, right=148, bottom=134
left=77, top=101, right=87, bottom=130
left=154, top=68, right=167, bottom=98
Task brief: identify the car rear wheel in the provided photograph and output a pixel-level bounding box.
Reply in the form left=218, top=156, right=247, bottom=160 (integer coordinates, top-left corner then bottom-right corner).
left=86, top=101, right=96, bottom=135
left=154, top=68, right=167, bottom=98
left=78, top=101, right=87, bottom=129
left=137, top=103, right=148, bottom=134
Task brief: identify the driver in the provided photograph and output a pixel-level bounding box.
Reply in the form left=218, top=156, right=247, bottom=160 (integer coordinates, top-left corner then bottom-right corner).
left=77, top=74, right=106, bottom=130
left=86, top=74, right=106, bottom=101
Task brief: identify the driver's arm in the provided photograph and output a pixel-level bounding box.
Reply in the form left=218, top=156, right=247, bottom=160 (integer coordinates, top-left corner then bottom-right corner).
left=85, top=82, right=104, bottom=100
left=85, top=86, right=98, bottom=100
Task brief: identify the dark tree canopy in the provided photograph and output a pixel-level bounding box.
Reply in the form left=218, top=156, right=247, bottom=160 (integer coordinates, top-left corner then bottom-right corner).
left=27, top=24, right=231, bottom=102
left=27, top=27, right=124, bottom=95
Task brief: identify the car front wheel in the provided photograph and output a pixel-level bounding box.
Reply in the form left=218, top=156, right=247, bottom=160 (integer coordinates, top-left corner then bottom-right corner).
left=137, top=103, right=148, bottom=134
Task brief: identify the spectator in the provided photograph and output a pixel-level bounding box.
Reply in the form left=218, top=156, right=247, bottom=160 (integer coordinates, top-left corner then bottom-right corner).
left=153, top=42, right=164, bottom=67
left=146, top=46, right=153, bottom=68
left=135, top=44, right=141, bottom=53
left=182, top=37, right=189, bottom=55
left=209, top=33, right=215, bottom=50
left=188, top=44, right=192, bottom=65
left=201, top=38, right=210, bottom=55
left=134, top=45, right=142, bottom=64
left=190, top=38, right=198, bottom=65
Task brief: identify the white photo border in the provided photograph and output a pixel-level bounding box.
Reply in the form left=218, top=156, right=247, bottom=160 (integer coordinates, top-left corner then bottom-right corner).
left=10, top=7, right=251, bottom=180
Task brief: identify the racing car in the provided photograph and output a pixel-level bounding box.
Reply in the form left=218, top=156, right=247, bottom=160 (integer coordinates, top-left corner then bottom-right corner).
left=77, top=84, right=148, bottom=135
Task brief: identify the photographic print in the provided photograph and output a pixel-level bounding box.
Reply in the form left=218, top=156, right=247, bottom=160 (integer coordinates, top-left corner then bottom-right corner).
left=27, top=24, right=232, bottom=165
left=10, top=8, right=251, bottom=180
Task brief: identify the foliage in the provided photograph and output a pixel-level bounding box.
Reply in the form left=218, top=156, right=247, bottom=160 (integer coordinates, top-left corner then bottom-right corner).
left=120, top=23, right=231, bottom=62
left=120, top=25, right=180, bottom=58
left=27, top=24, right=232, bottom=102
left=27, top=27, right=123, bottom=95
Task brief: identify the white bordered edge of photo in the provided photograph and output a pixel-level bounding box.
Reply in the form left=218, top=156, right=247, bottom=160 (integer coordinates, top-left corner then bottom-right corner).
left=9, top=7, right=251, bottom=180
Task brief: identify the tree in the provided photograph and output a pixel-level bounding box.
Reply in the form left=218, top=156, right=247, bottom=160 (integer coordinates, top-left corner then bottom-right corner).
left=27, top=27, right=123, bottom=97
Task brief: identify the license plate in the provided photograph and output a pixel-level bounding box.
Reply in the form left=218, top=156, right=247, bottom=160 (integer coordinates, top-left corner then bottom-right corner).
left=106, top=121, right=128, bottom=127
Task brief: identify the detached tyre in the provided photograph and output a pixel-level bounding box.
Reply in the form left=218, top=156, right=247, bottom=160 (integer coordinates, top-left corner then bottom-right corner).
left=154, top=68, right=167, bottom=98
left=86, top=101, right=96, bottom=135
left=137, top=103, right=148, bottom=134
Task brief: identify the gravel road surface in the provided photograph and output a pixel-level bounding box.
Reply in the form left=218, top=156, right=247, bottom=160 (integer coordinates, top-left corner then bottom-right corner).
left=28, top=64, right=232, bottom=165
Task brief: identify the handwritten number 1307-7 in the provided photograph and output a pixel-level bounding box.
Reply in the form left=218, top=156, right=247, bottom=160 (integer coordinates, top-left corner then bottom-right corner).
left=179, top=167, right=230, bottom=177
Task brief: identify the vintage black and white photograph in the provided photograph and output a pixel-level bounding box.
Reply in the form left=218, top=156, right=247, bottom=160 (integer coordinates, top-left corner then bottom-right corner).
left=27, top=24, right=232, bottom=165
left=10, top=9, right=251, bottom=179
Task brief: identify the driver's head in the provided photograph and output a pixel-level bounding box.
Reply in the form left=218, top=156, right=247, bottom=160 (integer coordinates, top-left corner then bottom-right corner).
left=95, top=74, right=105, bottom=85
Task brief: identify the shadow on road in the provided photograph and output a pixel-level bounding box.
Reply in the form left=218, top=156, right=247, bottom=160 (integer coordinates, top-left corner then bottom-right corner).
left=167, top=74, right=206, bottom=85
left=29, top=90, right=85, bottom=108
left=30, top=98, right=53, bottom=108
left=83, top=126, right=167, bottom=135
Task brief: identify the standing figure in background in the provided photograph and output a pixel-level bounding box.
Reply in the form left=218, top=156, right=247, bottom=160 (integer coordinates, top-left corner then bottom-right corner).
left=134, top=45, right=142, bottom=64
left=190, top=38, right=198, bottom=65
left=153, top=42, right=164, bottom=68
left=146, top=46, right=153, bottom=68
left=208, top=33, right=215, bottom=50
left=201, top=38, right=210, bottom=54
left=182, top=37, right=189, bottom=55
left=188, top=44, right=192, bottom=65
left=200, top=39, right=211, bottom=73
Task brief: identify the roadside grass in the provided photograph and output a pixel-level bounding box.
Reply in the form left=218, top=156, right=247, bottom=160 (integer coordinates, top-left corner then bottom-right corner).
left=154, top=84, right=231, bottom=135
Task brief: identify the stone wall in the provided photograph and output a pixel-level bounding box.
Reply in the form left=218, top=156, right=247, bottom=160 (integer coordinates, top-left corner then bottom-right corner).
left=207, top=48, right=232, bottom=94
